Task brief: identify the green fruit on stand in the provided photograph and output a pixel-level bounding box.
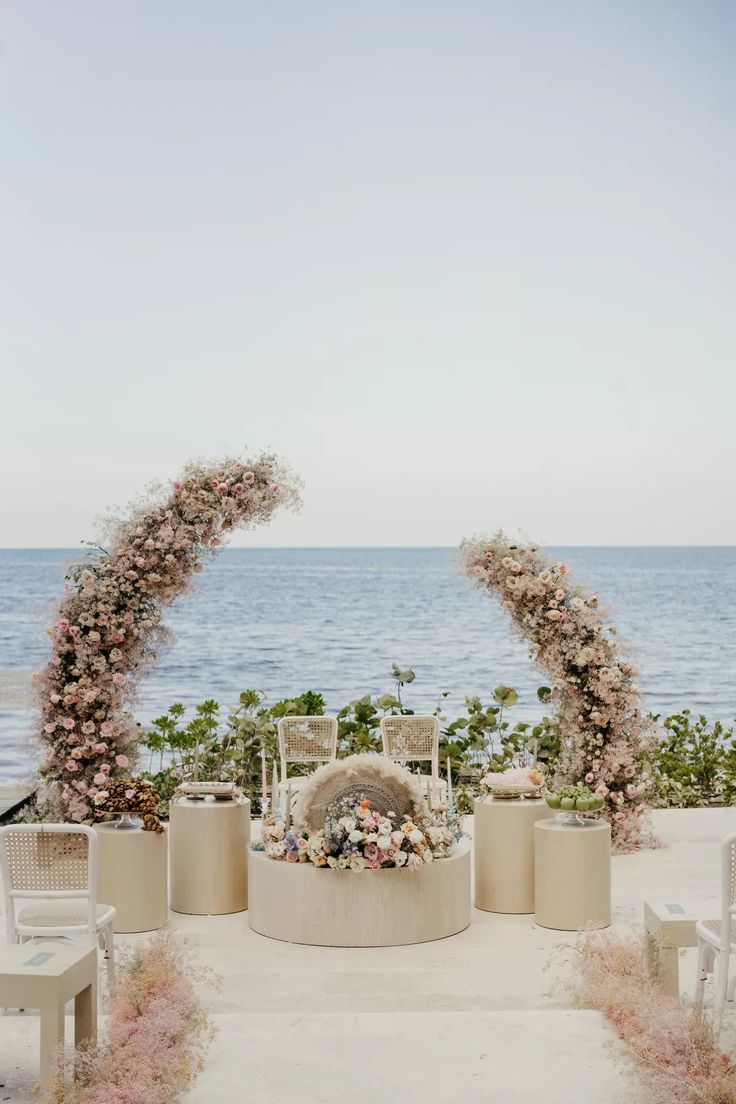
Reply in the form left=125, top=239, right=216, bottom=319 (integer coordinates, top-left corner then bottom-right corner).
left=546, top=794, right=561, bottom=809
left=560, top=797, right=575, bottom=810
left=576, top=797, right=591, bottom=811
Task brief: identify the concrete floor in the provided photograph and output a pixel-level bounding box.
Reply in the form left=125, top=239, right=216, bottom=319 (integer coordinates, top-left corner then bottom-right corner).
left=2, top=808, right=735, bottom=1102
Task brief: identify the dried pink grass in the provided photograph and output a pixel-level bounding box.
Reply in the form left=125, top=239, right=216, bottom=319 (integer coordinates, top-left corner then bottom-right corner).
left=43, top=929, right=218, bottom=1104
left=460, top=532, right=654, bottom=850
left=572, top=931, right=736, bottom=1104
left=32, top=453, right=300, bottom=821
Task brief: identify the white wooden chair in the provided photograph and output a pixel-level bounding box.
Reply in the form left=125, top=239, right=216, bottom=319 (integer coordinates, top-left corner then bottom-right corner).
left=277, top=716, right=338, bottom=816
left=694, top=829, right=736, bottom=1034
left=0, top=824, right=116, bottom=983
left=380, top=715, right=447, bottom=806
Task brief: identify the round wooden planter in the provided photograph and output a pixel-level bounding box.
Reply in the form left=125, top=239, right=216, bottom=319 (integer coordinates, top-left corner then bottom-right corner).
left=248, top=839, right=471, bottom=947
left=473, top=796, right=552, bottom=914
left=170, top=797, right=250, bottom=915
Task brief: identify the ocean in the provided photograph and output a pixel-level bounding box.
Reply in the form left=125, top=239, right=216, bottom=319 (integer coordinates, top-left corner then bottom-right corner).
left=1, top=546, right=735, bottom=783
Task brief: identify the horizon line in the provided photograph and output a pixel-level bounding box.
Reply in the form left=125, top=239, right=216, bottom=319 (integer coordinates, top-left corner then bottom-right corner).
left=1, top=544, right=736, bottom=552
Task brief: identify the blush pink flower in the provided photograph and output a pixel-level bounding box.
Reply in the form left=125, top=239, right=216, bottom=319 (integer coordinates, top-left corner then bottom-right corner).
left=64, top=759, right=79, bottom=772
left=115, top=754, right=130, bottom=768
left=62, top=717, right=75, bottom=730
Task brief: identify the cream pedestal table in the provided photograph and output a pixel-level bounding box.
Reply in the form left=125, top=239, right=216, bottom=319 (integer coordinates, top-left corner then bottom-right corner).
left=95, top=823, right=168, bottom=933
left=474, top=797, right=552, bottom=914
left=170, top=796, right=250, bottom=915
left=0, top=939, right=97, bottom=1090
left=644, top=898, right=702, bottom=998
left=534, top=819, right=611, bottom=930
left=249, top=839, right=471, bottom=946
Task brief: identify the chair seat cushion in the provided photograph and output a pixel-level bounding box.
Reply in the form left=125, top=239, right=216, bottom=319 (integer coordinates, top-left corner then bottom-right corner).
left=696, top=917, right=736, bottom=947
left=16, top=901, right=116, bottom=932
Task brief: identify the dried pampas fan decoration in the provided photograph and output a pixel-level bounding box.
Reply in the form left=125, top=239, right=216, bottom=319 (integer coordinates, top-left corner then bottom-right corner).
left=293, top=754, right=429, bottom=835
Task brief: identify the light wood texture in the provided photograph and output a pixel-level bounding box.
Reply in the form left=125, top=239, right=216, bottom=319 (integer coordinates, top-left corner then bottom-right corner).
left=170, top=798, right=250, bottom=915
left=94, top=823, right=168, bottom=933
left=248, top=840, right=471, bottom=946
left=0, top=939, right=97, bottom=1090
left=644, top=898, right=700, bottom=998
left=474, top=797, right=552, bottom=914
left=534, top=819, right=611, bottom=931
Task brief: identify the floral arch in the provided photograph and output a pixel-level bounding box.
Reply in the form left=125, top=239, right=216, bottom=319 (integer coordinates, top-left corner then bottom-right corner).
left=460, top=534, right=653, bottom=851
left=33, top=454, right=301, bottom=822
left=34, top=465, right=651, bottom=850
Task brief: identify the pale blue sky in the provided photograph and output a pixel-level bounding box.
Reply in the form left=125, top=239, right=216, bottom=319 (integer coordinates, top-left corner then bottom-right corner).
left=1, top=1, right=734, bottom=546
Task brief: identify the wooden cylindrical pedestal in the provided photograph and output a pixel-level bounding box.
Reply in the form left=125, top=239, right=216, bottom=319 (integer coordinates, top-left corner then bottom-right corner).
left=534, top=819, right=611, bottom=930
left=474, top=797, right=552, bottom=914
left=170, top=797, right=250, bottom=915
left=249, top=840, right=471, bottom=946
left=94, top=823, right=168, bottom=933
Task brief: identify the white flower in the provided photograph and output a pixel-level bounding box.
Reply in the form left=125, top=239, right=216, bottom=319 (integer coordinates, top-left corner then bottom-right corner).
left=377, top=835, right=392, bottom=850
left=423, top=849, right=434, bottom=863
left=349, top=855, right=366, bottom=872
left=395, top=851, right=408, bottom=867
left=408, top=829, right=423, bottom=845
left=348, top=830, right=363, bottom=843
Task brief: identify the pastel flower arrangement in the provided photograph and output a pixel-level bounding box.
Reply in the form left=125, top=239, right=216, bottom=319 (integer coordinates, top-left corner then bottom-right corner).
left=261, top=796, right=456, bottom=871
left=42, top=929, right=217, bottom=1104
left=460, top=532, right=654, bottom=851
left=32, top=454, right=300, bottom=823
left=571, top=930, right=736, bottom=1104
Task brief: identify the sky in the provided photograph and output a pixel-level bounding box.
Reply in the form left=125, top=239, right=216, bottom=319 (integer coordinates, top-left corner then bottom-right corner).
left=1, top=1, right=735, bottom=547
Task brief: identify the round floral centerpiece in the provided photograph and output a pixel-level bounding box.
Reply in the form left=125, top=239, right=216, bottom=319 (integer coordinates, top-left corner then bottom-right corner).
left=261, top=755, right=457, bottom=871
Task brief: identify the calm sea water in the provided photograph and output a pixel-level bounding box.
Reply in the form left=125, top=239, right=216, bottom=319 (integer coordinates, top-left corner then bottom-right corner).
left=1, top=547, right=735, bottom=783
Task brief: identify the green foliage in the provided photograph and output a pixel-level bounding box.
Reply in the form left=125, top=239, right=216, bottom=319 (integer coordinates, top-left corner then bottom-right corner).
left=138, top=664, right=736, bottom=818
left=648, top=710, right=735, bottom=807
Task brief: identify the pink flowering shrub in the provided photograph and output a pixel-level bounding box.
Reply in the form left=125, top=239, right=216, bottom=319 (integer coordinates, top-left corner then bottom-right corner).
left=43, top=929, right=217, bottom=1104
left=460, top=533, right=653, bottom=850
left=33, top=454, right=300, bottom=822
left=572, top=931, right=736, bottom=1104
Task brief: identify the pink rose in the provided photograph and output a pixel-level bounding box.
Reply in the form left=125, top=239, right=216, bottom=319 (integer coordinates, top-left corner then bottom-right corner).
left=99, top=763, right=111, bottom=775
left=62, top=717, right=75, bottom=730
left=70, top=748, right=83, bottom=759
left=286, top=851, right=298, bottom=862
left=100, top=722, right=114, bottom=735
left=57, top=619, right=70, bottom=631
left=93, top=742, right=107, bottom=754
left=585, top=773, right=594, bottom=783
left=93, top=772, right=107, bottom=785
left=233, top=483, right=244, bottom=495
left=112, top=673, right=126, bottom=687
left=65, top=759, right=79, bottom=772
left=216, top=482, right=228, bottom=493
left=115, top=755, right=129, bottom=768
